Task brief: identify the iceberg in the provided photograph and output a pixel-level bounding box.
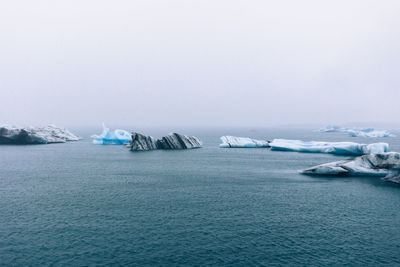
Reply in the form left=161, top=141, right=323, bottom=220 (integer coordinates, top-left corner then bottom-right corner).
left=0, top=124, right=80, bottom=144
left=156, top=133, right=202, bottom=150
left=269, top=139, right=388, bottom=155
left=346, top=129, right=394, bottom=138
left=219, top=136, right=269, bottom=148
left=91, top=123, right=131, bottom=145
left=129, top=132, right=202, bottom=151
left=318, top=125, right=348, bottom=133
left=319, top=126, right=395, bottom=138
left=301, top=152, right=400, bottom=184
left=130, top=132, right=158, bottom=151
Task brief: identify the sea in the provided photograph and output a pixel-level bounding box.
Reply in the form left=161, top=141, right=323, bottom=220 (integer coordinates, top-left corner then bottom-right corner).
left=1, top=127, right=400, bottom=266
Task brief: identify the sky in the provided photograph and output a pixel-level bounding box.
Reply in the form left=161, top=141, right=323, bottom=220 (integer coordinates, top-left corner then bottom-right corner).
left=0, top=0, right=399, bottom=127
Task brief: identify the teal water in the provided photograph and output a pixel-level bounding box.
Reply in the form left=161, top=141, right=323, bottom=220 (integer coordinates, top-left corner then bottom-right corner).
left=1, top=127, right=400, bottom=266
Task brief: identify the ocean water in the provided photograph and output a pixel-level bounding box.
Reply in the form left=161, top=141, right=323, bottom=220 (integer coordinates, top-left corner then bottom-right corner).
left=1, top=127, right=400, bottom=266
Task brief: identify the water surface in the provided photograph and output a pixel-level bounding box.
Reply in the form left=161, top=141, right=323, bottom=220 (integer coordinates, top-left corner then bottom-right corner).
left=1, top=127, right=400, bottom=266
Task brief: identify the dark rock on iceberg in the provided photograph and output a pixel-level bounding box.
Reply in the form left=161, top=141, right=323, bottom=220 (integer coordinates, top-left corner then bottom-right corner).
left=301, top=152, right=400, bottom=184
left=130, top=132, right=158, bottom=151
left=129, top=132, right=202, bottom=151
left=0, top=124, right=80, bottom=144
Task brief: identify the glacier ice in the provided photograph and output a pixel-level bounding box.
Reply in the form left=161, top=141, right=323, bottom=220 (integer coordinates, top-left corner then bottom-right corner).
left=301, top=152, right=400, bottom=184
left=319, top=126, right=395, bottom=138
left=91, top=124, right=131, bottom=145
left=269, top=139, right=388, bottom=155
left=219, top=136, right=269, bottom=148
left=0, top=124, right=80, bottom=144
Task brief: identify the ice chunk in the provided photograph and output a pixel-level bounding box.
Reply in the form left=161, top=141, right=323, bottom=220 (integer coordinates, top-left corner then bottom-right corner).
left=346, top=129, right=394, bottom=138
left=269, top=139, right=388, bottom=155
left=0, top=124, right=80, bottom=144
left=302, top=152, right=400, bottom=184
left=0, top=124, right=81, bottom=144
left=319, top=126, right=395, bottom=138
left=129, top=132, right=202, bottom=151
left=318, top=125, right=347, bottom=133
left=219, top=136, right=269, bottom=148
left=156, top=133, right=202, bottom=150
left=91, top=123, right=131, bottom=145
left=130, top=132, right=158, bottom=151
left=37, top=125, right=81, bottom=143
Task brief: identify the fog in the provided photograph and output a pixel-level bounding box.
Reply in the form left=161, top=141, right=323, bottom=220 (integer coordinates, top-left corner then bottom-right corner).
left=1, top=0, right=399, bottom=128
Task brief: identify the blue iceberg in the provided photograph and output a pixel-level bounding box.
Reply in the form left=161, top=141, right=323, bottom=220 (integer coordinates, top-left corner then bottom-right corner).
left=91, top=123, right=131, bottom=145
left=269, top=139, right=388, bottom=156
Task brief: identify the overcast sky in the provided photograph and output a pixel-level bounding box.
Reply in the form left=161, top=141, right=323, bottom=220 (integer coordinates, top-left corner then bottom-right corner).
left=0, top=0, right=399, bottom=127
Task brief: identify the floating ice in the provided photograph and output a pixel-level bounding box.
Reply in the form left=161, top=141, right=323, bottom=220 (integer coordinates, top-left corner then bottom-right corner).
left=269, top=139, right=388, bottom=155
left=156, top=133, right=202, bottom=150
left=346, top=129, right=394, bottom=138
left=0, top=124, right=80, bottom=144
left=219, top=136, right=269, bottom=148
left=129, top=132, right=202, bottom=151
left=91, top=123, right=131, bottom=145
left=301, top=152, right=400, bottom=184
left=319, top=126, right=395, bottom=138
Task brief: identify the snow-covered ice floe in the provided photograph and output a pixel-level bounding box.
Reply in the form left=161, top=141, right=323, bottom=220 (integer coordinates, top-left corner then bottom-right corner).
left=0, top=124, right=80, bottom=144
left=269, top=139, right=388, bottom=156
left=91, top=124, right=131, bottom=145
left=319, top=126, right=395, bottom=138
left=219, top=136, right=269, bottom=148
left=301, top=152, right=400, bottom=184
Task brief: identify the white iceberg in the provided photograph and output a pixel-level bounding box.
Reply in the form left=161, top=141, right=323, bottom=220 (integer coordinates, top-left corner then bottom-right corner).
left=269, top=139, right=388, bottom=155
left=318, top=125, right=348, bottom=133
left=0, top=124, right=80, bottom=144
left=319, top=126, right=395, bottom=138
left=91, top=123, right=131, bottom=145
left=34, top=125, right=81, bottom=143
left=219, top=136, right=269, bottom=148
left=302, top=152, right=400, bottom=184
left=346, top=129, right=394, bottom=138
